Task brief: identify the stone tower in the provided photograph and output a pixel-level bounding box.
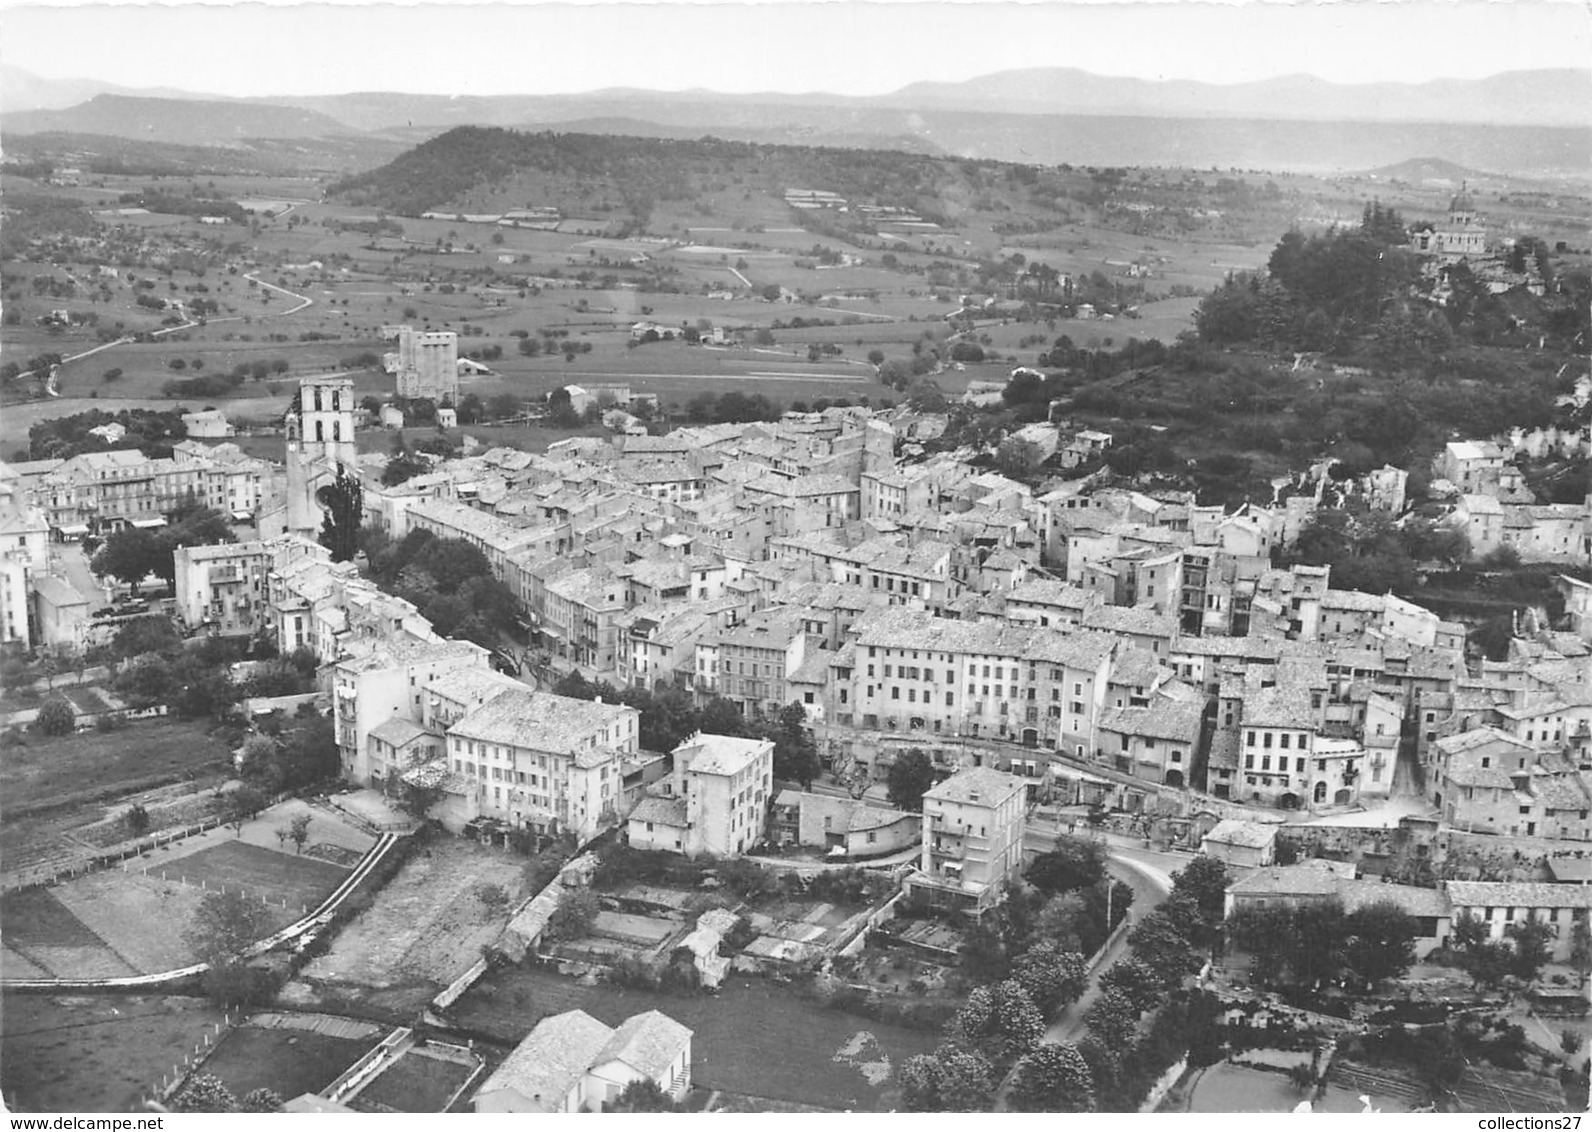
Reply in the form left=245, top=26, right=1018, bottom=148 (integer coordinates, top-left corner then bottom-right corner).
left=395, top=327, right=459, bottom=402
left=285, top=375, right=359, bottom=539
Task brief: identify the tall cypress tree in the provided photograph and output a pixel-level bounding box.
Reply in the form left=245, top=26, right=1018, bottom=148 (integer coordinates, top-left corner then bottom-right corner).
left=317, top=466, right=363, bottom=562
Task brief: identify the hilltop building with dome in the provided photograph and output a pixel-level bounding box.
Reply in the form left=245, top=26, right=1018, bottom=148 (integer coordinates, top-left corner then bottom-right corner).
left=1409, top=184, right=1489, bottom=263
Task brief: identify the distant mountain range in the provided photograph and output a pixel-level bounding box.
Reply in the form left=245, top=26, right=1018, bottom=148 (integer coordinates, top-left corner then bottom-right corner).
left=878, top=68, right=1592, bottom=127
left=3, top=64, right=1588, bottom=178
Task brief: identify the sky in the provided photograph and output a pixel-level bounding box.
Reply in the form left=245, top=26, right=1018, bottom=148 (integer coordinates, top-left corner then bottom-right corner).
left=2, top=0, right=1589, bottom=99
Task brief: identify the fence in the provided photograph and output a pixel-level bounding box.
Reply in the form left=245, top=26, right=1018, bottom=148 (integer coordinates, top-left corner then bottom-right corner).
left=135, top=865, right=313, bottom=917
left=139, top=1007, right=241, bottom=1111
left=1, top=788, right=300, bottom=895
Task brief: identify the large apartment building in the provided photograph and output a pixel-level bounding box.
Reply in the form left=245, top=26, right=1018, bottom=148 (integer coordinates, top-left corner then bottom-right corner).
left=627, top=732, right=775, bottom=857
left=442, top=689, right=641, bottom=842
left=850, top=607, right=1117, bottom=751
left=174, top=540, right=275, bottom=637
left=910, top=766, right=1028, bottom=912
left=331, top=638, right=491, bottom=783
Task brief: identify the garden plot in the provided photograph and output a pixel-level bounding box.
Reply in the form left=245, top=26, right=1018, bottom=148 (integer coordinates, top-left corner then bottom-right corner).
left=193, top=1019, right=382, bottom=1103
left=350, top=1043, right=484, bottom=1113
left=589, top=910, right=680, bottom=949
left=297, top=838, right=527, bottom=989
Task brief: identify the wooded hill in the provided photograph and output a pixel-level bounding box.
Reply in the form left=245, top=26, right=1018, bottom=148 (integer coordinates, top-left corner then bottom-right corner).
left=328, top=125, right=1013, bottom=226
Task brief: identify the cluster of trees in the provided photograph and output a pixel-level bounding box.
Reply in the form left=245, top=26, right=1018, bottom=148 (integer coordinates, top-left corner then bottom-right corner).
left=1286, top=504, right=1471, bottom=596
left=170, top=1075, right=281, bottom=1114
left=896, top=836, right=1137, bottom=1112
left=119, top=189, right=248, bottom=224
left=91, top=499, right=235, bottom=587
left=1444, top=911, right=1568, bottom=992
left=896, top=972, right=1067, bottom=1111
left=235, top=711, right=340, bottom=795
left=106, top=621, right=259, bottom=721
left=28, top=407, right=190, bottom=460
left=548, top=670, right=821, bottom=788
left=364, top=528, right=515, bottom=648
left=0, top=193, right=98, bottom=261
left=682, top=390, right=787, bottom=425
left=163, top=366, right=260, bottom=400
left=1195, top=208, right=1419, bottom=353
left=1061, top=855, right=1231, bottom=1112
left=1227, top=897, right=1422, bottom=992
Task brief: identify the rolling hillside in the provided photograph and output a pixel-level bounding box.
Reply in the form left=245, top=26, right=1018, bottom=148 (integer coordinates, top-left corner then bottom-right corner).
left=3, top=94, right=357, bottom=145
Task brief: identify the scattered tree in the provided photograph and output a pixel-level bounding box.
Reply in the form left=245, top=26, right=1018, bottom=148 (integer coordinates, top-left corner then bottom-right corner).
left=288, top=813, right=313, bottom=855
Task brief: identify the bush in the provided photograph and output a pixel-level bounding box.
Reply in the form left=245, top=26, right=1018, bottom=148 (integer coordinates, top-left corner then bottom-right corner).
left=32, top=697, right=75, bottom=736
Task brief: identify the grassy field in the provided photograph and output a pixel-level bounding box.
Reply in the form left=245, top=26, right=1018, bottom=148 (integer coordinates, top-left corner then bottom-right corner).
left=161, top=839, right=350, bottom=910
left=0, top=718, right=233, bottom=819
left=194, top=1024, right=380, bottom=1102
left=0, top=993, right=225, bottom=1113
left=451, top=968, right=937, bottom=1111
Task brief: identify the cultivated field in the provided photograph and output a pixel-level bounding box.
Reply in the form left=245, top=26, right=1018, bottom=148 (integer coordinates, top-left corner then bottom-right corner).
left=0, top=718, right=233, bottom=818
left=0, top=719, right=235, bottom=884
left=0, top=993, right=226, bottom=1113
